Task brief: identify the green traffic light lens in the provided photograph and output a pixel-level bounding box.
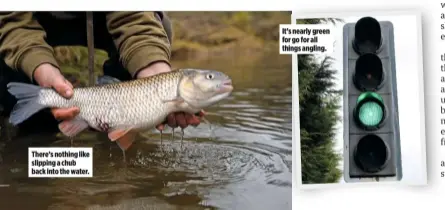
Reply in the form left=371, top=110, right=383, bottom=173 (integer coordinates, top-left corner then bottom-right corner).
left=358, top=101, right=384, bottom=127
left=354, top=92, right=386, bottom=130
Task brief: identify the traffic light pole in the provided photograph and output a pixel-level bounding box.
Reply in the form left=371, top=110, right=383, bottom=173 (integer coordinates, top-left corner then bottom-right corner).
left=343, top=17, right=402, bottom=183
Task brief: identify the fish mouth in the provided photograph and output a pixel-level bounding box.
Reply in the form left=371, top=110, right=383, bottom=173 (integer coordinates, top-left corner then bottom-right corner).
left=218, top=80, right=233, bottom=93
left=222, top=80, right=233, bottom=87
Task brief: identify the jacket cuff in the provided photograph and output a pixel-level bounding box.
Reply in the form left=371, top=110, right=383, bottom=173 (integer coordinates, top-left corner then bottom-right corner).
left=19, top=48, right=60, bottom=82
left=126, top=45, right=170, bottom=78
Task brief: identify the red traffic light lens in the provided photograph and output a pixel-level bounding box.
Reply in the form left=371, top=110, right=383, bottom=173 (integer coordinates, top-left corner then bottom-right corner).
left=353, top=53, right=384, bottom=91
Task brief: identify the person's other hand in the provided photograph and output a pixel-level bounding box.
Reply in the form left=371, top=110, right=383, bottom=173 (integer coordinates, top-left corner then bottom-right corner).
left=33, top=63, right=80, bottom=121
left=136, top=62, right=205, bottom=131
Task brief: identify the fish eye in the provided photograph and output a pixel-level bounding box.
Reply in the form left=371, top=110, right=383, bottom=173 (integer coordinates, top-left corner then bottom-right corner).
left=206, top=73, right=214, bottom=80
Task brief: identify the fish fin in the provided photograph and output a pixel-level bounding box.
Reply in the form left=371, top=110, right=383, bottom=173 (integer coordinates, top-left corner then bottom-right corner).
left=115, top=131, right=137, bottom=151
left=58, top=118, right=89, bottom=137
left=108, top=127, right=134, bottom=141
left=96, top=75, right=121, bottom=85
left=6, top=82, right=46, bottom=125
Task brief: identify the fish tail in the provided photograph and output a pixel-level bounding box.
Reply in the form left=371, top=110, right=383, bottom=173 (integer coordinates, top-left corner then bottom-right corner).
left=7, top=82, right=47, bottom=125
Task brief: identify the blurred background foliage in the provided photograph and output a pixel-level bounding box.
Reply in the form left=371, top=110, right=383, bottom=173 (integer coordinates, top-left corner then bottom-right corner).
left=297, top=18, right=343, bottom=184
left=53, top=11, right=292, bottom=85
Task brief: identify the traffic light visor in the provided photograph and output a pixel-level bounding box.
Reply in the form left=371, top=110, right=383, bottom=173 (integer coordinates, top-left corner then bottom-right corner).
left=354, top=92, right=385, bottom=130
left=353, top=17, right=382, bottom=54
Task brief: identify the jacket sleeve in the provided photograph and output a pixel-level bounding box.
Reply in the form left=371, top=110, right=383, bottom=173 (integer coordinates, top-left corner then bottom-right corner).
left=105, top=12, right=172, bottom=78
left=0, top=12, right=59, bottom=81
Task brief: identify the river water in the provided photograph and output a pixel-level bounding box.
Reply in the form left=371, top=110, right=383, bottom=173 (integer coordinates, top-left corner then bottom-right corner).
left=0, top=49, right=292, bottom=210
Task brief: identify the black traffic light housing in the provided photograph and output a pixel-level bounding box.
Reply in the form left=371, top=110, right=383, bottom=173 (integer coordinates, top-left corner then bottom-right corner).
left=343, top=16, right=402, bottom=182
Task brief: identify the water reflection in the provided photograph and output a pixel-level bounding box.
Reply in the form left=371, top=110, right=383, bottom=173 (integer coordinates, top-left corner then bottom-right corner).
left=0, top=51, right=292, bottom=210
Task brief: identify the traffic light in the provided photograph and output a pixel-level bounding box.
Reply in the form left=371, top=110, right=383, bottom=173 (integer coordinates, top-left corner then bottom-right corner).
left=343, top=17, right=402, bottom=182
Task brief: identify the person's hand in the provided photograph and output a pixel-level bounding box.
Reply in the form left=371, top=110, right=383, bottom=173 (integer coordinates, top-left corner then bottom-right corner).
left=136, top=62, right=205, bottom=131
left=33, top=63, right=80, bottom=121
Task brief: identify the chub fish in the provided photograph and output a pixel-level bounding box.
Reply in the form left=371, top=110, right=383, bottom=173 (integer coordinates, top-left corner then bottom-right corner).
left=7, top=69, right=233, bottom=150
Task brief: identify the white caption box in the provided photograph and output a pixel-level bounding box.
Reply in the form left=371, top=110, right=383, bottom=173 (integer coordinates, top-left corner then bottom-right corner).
left=279, top=24, right=335, bottom=55
left=28, top=147, right=93, bottom=178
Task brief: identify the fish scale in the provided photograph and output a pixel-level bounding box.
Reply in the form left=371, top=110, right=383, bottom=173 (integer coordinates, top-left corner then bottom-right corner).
left=37, top=70, right=183, bottom=131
